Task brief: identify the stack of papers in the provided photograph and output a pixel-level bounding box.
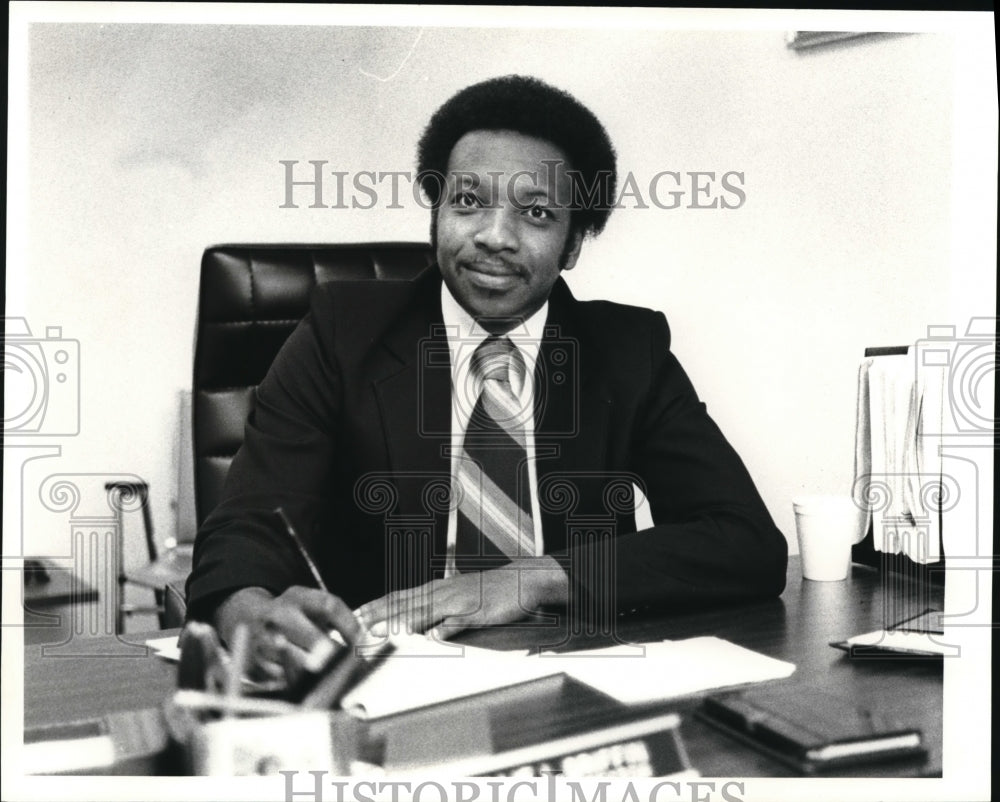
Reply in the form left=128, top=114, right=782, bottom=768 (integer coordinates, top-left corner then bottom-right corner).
left=538, top=637, right=796, bottom=705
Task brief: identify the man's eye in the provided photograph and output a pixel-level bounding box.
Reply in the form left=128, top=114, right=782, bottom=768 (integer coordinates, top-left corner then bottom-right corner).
left=525, top=204, right=552, bottom=221
left=454, top=192, right=481, bottom=209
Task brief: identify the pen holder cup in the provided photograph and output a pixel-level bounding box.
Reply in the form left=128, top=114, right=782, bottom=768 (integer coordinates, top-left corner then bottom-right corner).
left=172, top=701, right=368, bottom=776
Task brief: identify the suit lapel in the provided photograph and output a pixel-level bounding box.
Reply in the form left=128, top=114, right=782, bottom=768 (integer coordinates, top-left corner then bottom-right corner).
left=535, top=279, right=613, bottom=552
left=370, top=270, right=452, bottom=565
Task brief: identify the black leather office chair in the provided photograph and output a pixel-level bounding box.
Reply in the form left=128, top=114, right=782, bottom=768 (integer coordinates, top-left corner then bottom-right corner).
left=149, top=243, right=434, bottom=628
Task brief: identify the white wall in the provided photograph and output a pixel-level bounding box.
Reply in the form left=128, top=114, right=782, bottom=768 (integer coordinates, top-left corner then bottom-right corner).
left=9, top=18, right=995, bottom=581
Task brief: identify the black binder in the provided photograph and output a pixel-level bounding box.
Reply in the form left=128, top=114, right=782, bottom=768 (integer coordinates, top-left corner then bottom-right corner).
left=697, top=685, right=926, bottom=774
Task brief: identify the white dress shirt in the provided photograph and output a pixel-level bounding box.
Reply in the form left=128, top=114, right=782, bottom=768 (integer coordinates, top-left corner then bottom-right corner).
left=440, top=282, right=547, bottom=576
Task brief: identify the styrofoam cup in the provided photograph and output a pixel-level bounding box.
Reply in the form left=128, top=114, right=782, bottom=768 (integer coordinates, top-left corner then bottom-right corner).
left=792, top=495, right=867, bottom=581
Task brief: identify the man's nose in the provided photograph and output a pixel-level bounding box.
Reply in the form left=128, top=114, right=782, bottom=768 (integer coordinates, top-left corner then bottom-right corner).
left=472, top=208, right=518, bottom=252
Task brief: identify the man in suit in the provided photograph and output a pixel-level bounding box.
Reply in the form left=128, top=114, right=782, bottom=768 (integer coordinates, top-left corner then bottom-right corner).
left=187, top=75, right=787, bottom=678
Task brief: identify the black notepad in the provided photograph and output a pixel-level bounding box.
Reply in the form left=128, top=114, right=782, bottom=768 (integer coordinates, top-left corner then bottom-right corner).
left=697, top=685, right=925, bottom=774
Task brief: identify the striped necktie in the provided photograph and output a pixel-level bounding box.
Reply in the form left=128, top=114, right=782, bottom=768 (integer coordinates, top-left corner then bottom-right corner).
left=455, top=336, right=536, bottom=572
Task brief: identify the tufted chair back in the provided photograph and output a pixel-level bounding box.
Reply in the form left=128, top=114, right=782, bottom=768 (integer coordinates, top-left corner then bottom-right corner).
left=192, top=243, right=434, bottom=527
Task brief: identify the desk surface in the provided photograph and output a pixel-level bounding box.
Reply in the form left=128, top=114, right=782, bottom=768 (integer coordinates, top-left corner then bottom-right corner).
left=23, top=560, right=99, bottom=609
left=22, top=561, right=100, bottom=646
left=23, top=558, right=943, bottom=777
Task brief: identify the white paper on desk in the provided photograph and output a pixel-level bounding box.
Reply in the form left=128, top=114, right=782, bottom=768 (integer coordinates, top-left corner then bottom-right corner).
left=146, top=635, right=181, bottom=662
left=541, top=637, right=796, bottom=704
left=340, top=634, right=563, bottom=719
left=846, top=628, right=954, bottom=656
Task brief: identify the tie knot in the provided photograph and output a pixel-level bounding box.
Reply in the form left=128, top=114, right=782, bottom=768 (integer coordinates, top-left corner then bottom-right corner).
left=472, top=336, right=522, bottom=387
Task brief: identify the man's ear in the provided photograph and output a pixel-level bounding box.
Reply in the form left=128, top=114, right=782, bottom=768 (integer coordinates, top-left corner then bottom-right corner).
left=561, top=230, right=584, bottom=272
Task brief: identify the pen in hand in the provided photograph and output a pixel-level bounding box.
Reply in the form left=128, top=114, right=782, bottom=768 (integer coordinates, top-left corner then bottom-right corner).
left=273, top=506, right=380, bottom=655
left=273, top=506, right=346, bottom=672
left=271, top=508, right=392, bottom=707
left=275, top=506, right=329, bottom=593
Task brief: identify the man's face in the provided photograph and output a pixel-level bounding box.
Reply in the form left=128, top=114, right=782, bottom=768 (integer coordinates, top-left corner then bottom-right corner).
left=435, top=130, right=582, bottom=329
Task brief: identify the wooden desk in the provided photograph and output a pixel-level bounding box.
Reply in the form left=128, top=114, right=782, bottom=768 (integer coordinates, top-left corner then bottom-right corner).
left=23, top=558, right=942, bottom=777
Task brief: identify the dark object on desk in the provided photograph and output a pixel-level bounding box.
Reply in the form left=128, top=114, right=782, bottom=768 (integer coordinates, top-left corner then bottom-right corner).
left=698, top=685, right=926, bottom=775
left=830, top=608, right=946, bottom=660
left=299, top=638, right=396, bottom=708
left=175, top=614, right=394, bottom=708
left=24, top=559, right=52, bottom=584
left=371, top=675, right=694, bottom=777
left=23, top=559, right=98, bottom=606
left=23, top=558, right=100, bottom=645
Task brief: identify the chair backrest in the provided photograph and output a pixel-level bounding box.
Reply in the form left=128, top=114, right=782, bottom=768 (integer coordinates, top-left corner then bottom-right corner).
left=192, top=243, right=434, bottom=527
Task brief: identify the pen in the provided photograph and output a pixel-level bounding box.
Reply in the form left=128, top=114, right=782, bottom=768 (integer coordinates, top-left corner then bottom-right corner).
left=274, top=506, right=378, bottom=660
left=275, top=506, right=357, bottom=666
left=274, top=506, right=329, bottom=593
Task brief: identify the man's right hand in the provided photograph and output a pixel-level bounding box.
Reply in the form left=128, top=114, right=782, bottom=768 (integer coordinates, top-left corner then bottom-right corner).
left=213, top=586, right=361, bottom=683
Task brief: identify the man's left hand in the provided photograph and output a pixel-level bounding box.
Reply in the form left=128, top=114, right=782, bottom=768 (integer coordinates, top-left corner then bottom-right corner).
left=354, top=556, right=568, bottom=640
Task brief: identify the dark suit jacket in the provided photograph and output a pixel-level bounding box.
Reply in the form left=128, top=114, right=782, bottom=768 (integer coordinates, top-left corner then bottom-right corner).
left=187, top=267, right=787, bottom=621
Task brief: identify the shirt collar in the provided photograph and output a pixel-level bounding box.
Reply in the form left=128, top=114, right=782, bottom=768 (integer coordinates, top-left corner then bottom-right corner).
left=440, top=282, right=547, bottom=394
